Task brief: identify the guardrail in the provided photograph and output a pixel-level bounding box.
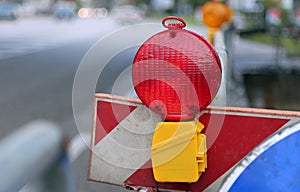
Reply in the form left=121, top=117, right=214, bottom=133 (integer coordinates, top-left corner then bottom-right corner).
left=210, top=29, right=228, bottom=107
left=0, top=120, right=74, bottom=192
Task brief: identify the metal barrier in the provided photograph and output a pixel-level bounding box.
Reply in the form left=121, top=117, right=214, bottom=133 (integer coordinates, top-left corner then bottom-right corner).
left=210, top=30, right=227, bottom=107
left=0, top=120, right=74, bottom=192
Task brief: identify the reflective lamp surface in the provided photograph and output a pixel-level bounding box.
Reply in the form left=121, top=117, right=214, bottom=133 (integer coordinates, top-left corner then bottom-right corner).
left=132, top=19, right=222, bottom=121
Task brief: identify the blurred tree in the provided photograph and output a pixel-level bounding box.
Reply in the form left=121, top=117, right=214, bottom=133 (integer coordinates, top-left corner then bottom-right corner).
left=264, top=0, right=281, bottom=9
left=129, top=0, right=151, bottom=5
left=187, top=0, right=207, bottom=9
left=173, top=0, right=208, bottom=12
left=128, top=0, right=207, bottom=9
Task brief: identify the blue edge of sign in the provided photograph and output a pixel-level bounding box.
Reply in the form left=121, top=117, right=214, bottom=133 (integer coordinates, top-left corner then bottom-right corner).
left=229, top=128, right=300, bottom=191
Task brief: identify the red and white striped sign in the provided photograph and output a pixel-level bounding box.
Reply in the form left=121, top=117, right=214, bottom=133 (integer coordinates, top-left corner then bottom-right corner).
left=88, top=93, right=300, bottom=191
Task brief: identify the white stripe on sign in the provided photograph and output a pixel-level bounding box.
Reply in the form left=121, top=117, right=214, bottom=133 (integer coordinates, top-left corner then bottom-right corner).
left=89, top=105, right=160, bottom=185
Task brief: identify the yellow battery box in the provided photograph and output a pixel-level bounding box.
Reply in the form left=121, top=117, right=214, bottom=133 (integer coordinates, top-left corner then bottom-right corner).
left=151, top=119, right=207, bottom=182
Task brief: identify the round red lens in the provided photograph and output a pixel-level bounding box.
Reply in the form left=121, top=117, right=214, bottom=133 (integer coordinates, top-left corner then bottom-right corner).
left=132, top=21, right=222, bottom=121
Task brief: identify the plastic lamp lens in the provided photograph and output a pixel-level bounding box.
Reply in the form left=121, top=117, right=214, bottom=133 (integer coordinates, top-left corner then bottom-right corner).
left=132, top=18, right=222, bottom=121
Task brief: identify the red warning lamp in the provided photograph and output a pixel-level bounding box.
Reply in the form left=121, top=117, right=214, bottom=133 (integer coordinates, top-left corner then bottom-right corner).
left=132, top=16, right=222, bottom=121
left=132, top=16, right=222, bottom=183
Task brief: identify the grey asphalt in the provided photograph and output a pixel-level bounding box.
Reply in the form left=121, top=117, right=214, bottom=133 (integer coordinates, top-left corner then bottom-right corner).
left=0, top=41, right=87, bottom=139
left=0, top=17, right=120, bottom=140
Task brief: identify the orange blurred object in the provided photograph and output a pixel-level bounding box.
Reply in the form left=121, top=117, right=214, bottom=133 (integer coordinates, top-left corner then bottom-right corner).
left=202, top=1, right=233, bottom=29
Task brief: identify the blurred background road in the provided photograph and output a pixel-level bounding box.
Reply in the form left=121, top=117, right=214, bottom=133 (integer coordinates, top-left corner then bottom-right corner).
left=1, top=0, right=300, bottom=191
left=0, top=17, right=119, bottom=140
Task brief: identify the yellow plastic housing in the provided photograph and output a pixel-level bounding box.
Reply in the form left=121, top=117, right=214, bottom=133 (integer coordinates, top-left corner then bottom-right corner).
left=151, top=119, right=207, bottom=182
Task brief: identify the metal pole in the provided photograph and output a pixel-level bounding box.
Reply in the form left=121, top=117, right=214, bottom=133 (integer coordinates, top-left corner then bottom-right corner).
left=0, top=120, right=72, bottom=192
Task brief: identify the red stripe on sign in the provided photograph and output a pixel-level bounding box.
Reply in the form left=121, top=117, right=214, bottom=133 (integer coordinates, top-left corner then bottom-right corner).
left=124, top=161, right=189, bottom=191
left=124, top=161, right=154, bottom=187
left=94, top=101, right=137, bottom=146
left=124, top=113, right=289, bottom=191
